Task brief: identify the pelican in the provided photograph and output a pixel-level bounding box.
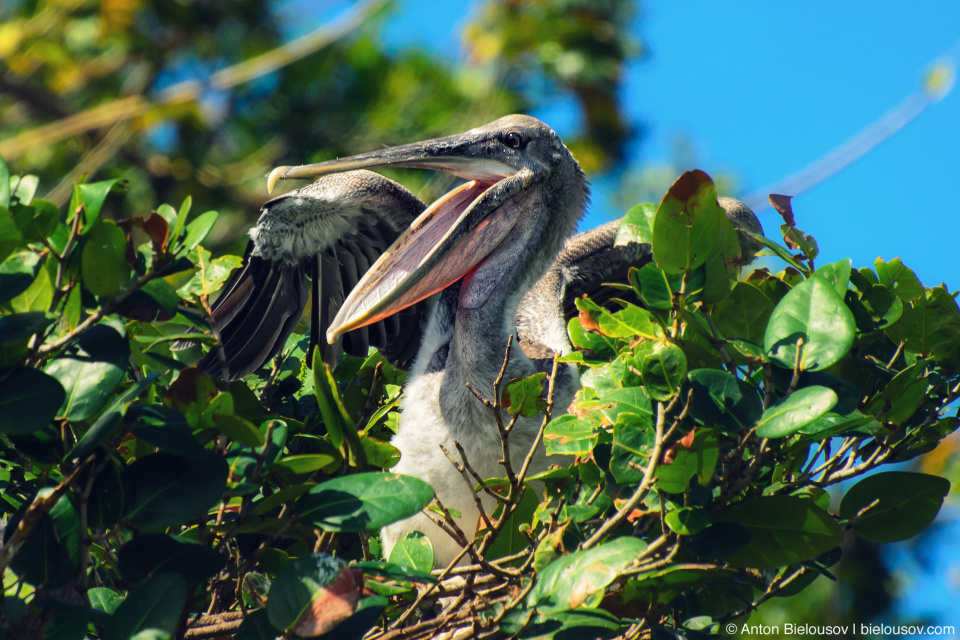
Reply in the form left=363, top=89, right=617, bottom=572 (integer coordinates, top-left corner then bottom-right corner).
left=200, top=115, right=763, bottom=566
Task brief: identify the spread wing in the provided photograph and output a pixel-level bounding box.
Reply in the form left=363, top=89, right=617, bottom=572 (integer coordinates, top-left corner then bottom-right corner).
left=197, top=171, right=427, bottom=380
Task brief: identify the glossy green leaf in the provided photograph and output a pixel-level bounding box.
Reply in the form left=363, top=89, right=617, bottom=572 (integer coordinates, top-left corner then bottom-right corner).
left=81, top=220, right=131, bottom=297
left=0, top=157, right=9, bottom=207
left=13, top=199, right=59, bottom=243
left=295, top=472, right=434, bottom=532
left=212, top=413, right=264, bottom=447
left=266, top=554, right=359, bottom=634
left=71, top=179, right=119, bottom=234
left=713, top=496, right=843, bottom=568
left=0, top=365, right=64, bottom=435
left=544, top=414, right=599, bottom=456
left=687, top=369, right=762, bottom=433
left=176, top=247, right=241, bottom=300
left=712, top=281, right=774, bottom=343
left=839, top=472, right=950, bottom=543
left=814, top=258, right=851, bottom=297
left=45, top=356, right=125, bottom=422
left=614, top=202, right=656, bottom=246
left=123, top=452, right=228, bottom=529
left=177, top=210, right=219, bottom=256
left=130, top=404, right=208, bottom=459
left=575, top=297, right=662, bottom=340
left=235, top=609, right=279, bottom=640
left=502, top=372, right=547, bottom=417
left=764, top=273, right=856, bottom=371
left=103, top=573, right=186, bottom=640
left=875, top=257, right=923, bottom=302
left=639, top=342, right=686, bottom=400
left=755, top=386, right=838, bottom=439
left=352, top=561, right=437, bottom=584
left=269, top=454, right=338, bottom=480
left=88, top=588, right=123, bottom=615
left=9, top=256, right=53, bottom=312
left=68, top=373, right=161, bottom=460
left=504, top=608, right=621, bottom=639
left=0, top=207, right=23, bottom=264
left=388, top=530, right=434, bottom=573
left=528, top=536, right=647, bottom=613
left=0, top=250, right=42, bottom=302
left=665, top=507, right=710, bottom=535
left=652, top=170, right=722, bottom=274
left=609, top=413, right=654, bottom=483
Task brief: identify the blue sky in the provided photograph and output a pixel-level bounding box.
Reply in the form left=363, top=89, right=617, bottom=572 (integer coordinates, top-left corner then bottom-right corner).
left=289, top=1, right=960, bottom=291
left=284, top=0, right=960, bottom=629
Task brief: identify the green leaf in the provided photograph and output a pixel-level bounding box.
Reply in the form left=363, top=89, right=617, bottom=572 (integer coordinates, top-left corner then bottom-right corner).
left=13, top=199, right=59, bottom=243
left=9, top=257, right=53, bottom=312
left=764, top=273, right=856, bottom=371
left=266, top=554, right=360, bottom=634
left=875, top=257, right=924, bottom=302
left=652, top=170, right=722, bottom=274
left=632, top=262, right=676, bottom=310
left=388, top=530, right=434, bottom=573
left=0, top=311, right=56, bottom=346
left=176, top=210, right=219, bottom=256
left=45, top=356, right=125, bottom=422
left=81, top=220, right=131, bottom=297
left=118, top=534, right=228, bottom=585
left=502, top=372, right=547, bottom=417
left=0, top=250, right=42, bottom=303
left=712, top=281, right=774, bottom=343
left=88, top=588, right=123, bottom=615
left=0, top=366, right=64, bottom=435
left=639, top=343, right=686, bottom=401
left=212, top=413, right=264, bottom=447
left=295, top=472, right=434, bottom=532
left=268, top=454, right=338, bottom=480
left=614, top=202, right=657, bottom=246
left=665, top=507, right=710, bottom=536
left=609, top=412, right=654, bottom=483
left=686, top=369, right=762, bottom=433
left=0, top=207, right=23, bottom=265
left=103, top=573, right=186, bottom=640
left=544, top=414, right=599, bottom=456
left=11, top=175, right=39, bottom=205
left=360, top=436, right=400, bottom=469
left=755, top=386, right=838, bottom=439
left=176, top=247, right=241, bottom=300
left=814, top=258, right=851, bottom=297
left=68, top=373, right=160, bottom=460
left=123, top=452, right=228, bottom=529
left=7, top=489, right=80, bottom=586
left=484, top=481, right=540, bottom=560
left=575, top=297, right=662, bottom=340
left=70, top=179, right=119, bottom=234
left=352, top=561, right=437, bottom=584
left=504, top=608, right=621, bottom=639
left=839, top=472, right=950, bottom=543
left=0, top=157, right=9, bottom=207
left=235, top=609, right=279, bottom=640
left=528, top=537, right=647, bottom=613
left=713, top=496, right=844, bottom=568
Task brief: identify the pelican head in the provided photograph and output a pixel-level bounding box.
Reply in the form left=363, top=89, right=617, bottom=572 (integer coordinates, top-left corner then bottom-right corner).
left=267, top=115, right=588, bottom=344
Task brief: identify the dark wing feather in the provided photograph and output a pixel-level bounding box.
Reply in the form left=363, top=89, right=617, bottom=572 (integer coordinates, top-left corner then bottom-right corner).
left=197, top=171, right=428, bottom=380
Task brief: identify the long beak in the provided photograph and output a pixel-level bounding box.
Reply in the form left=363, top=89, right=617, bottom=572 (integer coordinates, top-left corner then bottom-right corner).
left=265, top=133, right=529, bottom=345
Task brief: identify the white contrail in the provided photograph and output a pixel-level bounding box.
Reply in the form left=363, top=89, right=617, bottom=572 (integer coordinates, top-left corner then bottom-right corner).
left=742, top=40, right=958, bottom=212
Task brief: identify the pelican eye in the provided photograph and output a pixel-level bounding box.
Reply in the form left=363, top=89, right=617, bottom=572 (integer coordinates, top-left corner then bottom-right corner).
left=502, top=130, right=526, bottom=150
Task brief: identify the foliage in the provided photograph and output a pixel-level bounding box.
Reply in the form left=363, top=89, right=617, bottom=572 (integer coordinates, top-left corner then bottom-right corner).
left=1, top=158, right=957, bottom=640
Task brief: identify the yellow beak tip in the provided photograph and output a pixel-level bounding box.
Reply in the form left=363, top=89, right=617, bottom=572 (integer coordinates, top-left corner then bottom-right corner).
left=266, top=166, right=289, bottom=194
